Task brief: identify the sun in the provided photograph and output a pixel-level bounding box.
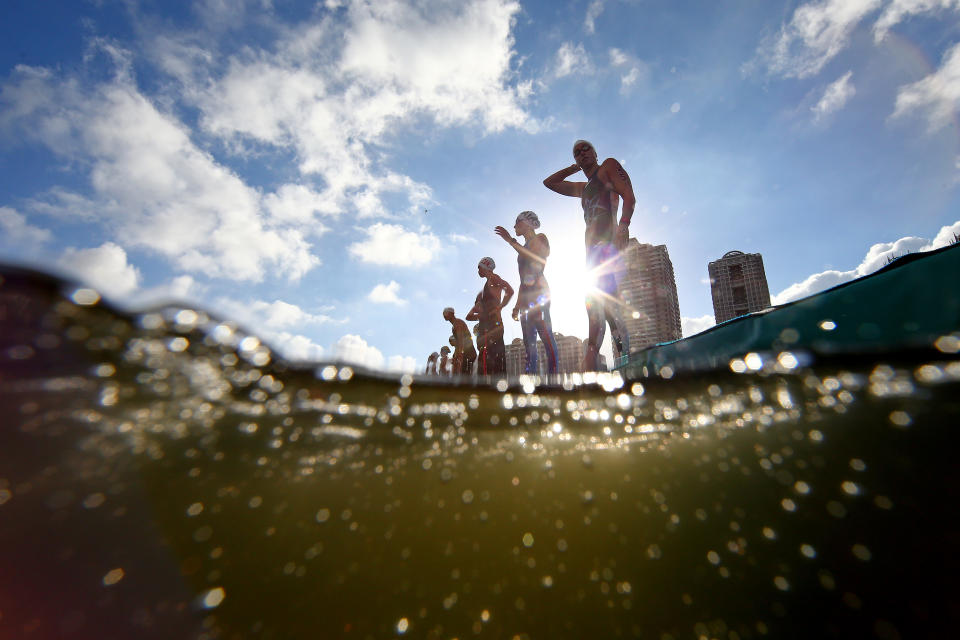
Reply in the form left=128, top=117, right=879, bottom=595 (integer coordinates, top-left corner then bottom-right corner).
left=542, top=239, right=592, bottom=338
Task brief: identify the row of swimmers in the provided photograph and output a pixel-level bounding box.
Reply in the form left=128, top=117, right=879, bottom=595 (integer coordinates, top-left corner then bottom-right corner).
left=426, top=139, right=636, bottom=376
left=424, top=210, right=560, bottom=376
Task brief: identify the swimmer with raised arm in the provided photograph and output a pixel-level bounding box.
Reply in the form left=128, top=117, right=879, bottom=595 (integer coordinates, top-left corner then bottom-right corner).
left=466, top=257, right=513, bottom=375
left=496, top=211, right=559, bottom=375
left=543, top=140, right=635, bottom=370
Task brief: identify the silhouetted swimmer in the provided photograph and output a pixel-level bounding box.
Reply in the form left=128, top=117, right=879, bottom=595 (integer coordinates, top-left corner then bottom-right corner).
left=496, top=211, right=559, bottom=375
left=443, top=307, right=476, bottom=375
left=466, top=257, right=513, bottom=375
left=543, top=139, right=635, bottom=370
left=438, top=345, right=451, bottom=376
left=425, top=351, right=439, bottom=375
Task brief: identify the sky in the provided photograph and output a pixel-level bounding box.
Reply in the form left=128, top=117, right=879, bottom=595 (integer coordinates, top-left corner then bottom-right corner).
left=1, top=0, right=958, bottom=372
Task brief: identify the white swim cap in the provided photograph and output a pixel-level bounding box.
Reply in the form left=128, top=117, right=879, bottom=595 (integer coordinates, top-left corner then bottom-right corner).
left=573, top=139, right=595, bottom=155
left=516, top=210, right=540, bottom=229
left=443, top=306, right=454, bottom=316
left=478, top=257, right=496, bottom=271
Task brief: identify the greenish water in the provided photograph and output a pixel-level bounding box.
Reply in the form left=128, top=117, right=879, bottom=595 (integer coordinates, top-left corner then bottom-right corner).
left=1, top=266, right=959, bottom=639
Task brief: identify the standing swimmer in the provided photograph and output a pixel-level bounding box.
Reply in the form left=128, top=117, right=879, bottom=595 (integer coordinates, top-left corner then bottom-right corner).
left=543, top=140, right=635, bottom=370
left=438, top=345, right=452, bottom=376
left=495, top=211, right=559, bottom=375
left=425, top=351, right=439, bottom=375
left=466, top=257, right=513, bottom=375
left=443, top=307, right=477, bottom=375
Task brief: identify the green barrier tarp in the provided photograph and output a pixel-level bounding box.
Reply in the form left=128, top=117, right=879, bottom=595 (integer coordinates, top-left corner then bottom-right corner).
left=617, top=243, right=960, bottom=378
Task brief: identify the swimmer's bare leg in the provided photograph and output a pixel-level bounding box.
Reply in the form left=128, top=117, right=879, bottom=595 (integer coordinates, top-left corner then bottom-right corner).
left=583, top=294, right=607, bottom=371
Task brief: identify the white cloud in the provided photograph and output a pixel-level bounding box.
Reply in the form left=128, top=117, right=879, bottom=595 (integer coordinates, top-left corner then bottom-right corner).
left=891, top=42, right=960, bottom=131
left=328, top=334, right=414, bottom=371
left=266, top=331, right=327, bottom=363
left=448, top=232, right=478, bottom=244
left=59, top=242, right=141, bottom=298
left=555, top=42, right=591, bottom=78
left=812, top=70, right=856, bottom=121
left=584, top=0, right=605, bottom=34
left=348, top=222, right=440, bottom=266
left=216, top=296, right=338, bottom=332
left=609, top=48, right=628, bottom=67
left=0, top=206, right=51, bottom=246
left=161, top=0, right=530, bottom=221
left=751, top=0, right=882, bottom=79
left=249, top=299, right=336, bottom=330
left=386, top=354, right=417, bottom=372
left=874, top=0, right=960, bottom=41
left=681, top=314, right=716, bottom=337
left=928, top=219, right=960, bottom=249
left=608, top=48, right=648, bottom=94
left=332, top=333, right=384, bottom=369
left=772, top=223, right=960, bottom=303
left=263, top=183, right=340, bottom=226
left=368, top=280, right=407, bottom=305
left=130, top=274, right=205, bottom=307
left=0, top=63, right=320, bottom=282
left=208, top=295, right=339, bottom=362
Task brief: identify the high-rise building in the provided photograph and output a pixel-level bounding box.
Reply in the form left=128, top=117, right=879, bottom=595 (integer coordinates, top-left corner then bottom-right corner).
left=708, top=250, right=771, bottom=323
left=618, top=239, right=682, bottom=352
left=506, top=333, right=584, bottom=376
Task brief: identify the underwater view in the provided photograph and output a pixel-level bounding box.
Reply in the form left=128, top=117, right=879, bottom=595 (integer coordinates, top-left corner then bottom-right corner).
left=2, top=264, right=959, bottom=639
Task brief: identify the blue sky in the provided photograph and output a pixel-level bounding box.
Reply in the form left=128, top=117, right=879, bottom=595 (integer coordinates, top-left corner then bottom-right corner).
left=1, top=0, right=958, bottom=371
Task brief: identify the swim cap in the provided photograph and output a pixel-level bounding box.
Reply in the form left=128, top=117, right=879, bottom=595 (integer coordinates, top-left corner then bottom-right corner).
left=478, top=257, right=496, bottom=271
left=443, top=306, right=454, bottom=316
left=429, top=351, right=438, bottom=359
left=440, top=346, right=450, bottom=354
left=573, top=139, right=595, bottom=155
left=516, top=210, right=540, bottom=229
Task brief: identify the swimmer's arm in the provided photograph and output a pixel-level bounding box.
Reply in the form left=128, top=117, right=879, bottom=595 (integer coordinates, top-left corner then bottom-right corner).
left=602, top=158, right=635, bottom=226
left=465, top=301, right=481, bottom=322
left=602, top=158, right=635, bottom=248
left=532, top=234, right=550, bottom=260
left=495, top=226, right=522, bottom=254
left=495, top=274, right=514, bottom=311
left=543, top=164, right=585, bottom=198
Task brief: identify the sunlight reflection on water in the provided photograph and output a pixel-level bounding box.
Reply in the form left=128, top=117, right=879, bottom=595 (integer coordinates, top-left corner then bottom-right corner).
left=2, top=275, right=960, bottom=638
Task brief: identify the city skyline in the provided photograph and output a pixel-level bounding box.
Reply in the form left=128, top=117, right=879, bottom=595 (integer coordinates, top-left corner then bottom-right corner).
left=1, top=1, right=958, bottom=371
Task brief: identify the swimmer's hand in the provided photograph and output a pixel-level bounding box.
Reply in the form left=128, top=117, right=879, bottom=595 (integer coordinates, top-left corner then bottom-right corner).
left=511, top=307, right=519, bottom=321
left=495, top=226, right=514, bottom=244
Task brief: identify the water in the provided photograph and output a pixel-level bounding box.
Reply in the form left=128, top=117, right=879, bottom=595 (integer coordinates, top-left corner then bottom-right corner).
left=2, top=265, right=959, bottom=639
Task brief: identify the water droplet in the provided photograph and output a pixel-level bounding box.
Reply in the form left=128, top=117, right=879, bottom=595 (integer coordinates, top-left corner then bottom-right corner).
left=852, top=544, right=872, bottom=561
left=102, top=568, right=124, bottom=586
left=70, top=288, right=100, bottom=306
left=200, top=587, right=225, bottom=608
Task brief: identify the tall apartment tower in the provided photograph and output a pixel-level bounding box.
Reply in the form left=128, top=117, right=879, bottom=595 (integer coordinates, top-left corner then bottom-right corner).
left=618, top=239, right=682, bottom=351
left=708, top=250, right=772, bottom=323
left=506, top=333, right=584, bottom=376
